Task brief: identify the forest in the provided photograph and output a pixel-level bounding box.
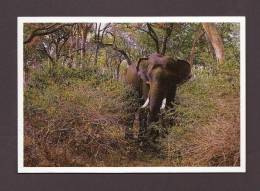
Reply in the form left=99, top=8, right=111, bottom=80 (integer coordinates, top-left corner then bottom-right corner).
left=23, top=22, right=240, bottom=167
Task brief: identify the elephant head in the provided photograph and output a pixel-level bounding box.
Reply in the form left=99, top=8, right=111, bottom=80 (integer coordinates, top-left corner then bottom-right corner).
left=136, top=53, right=191, bottom=123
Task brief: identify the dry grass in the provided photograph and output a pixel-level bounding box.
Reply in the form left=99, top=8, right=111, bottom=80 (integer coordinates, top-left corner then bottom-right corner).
left=24, top=68, right=139, bottom=167
left=161, top=63, right=240, bottom=166
left=24, top=60, right=240, bottom=167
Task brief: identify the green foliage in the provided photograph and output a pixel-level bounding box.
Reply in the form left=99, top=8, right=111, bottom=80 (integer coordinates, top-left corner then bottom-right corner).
left=28, top=63, right=111, bottom=89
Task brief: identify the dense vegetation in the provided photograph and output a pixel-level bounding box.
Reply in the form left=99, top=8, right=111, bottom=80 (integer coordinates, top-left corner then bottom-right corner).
left=24, top=22, right=240, bottom=166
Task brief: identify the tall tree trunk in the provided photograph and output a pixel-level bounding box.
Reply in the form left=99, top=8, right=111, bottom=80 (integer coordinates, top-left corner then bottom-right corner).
left=161, top=24, right=173, bottom=55
left=116, top=58, right=121, bottom=80
left=94, top=23, right=101, bottom=65
left=146, top=23, right=160, bottom=53
left=80, top=29, right=84, bottom=61
left=202, top=23, right=225, bottom=64
left=80, top=24, right=88, bottom=61
left=75, top=28, right=79, bottom=67
left=189, top=29, right=204, bottom=66
left=94, top=44, right=100, bottom=65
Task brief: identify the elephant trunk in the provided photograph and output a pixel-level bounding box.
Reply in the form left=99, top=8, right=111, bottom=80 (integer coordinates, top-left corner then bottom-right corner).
left=148, top=82, right=166, bottom=123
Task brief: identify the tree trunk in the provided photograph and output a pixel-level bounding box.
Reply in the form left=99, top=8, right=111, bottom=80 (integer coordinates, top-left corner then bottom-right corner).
left=80, top=24, right=88, bottom=61
left=94, top=44, right=99, bottom=65
left=202, top=23, right=225, bottom=64
left=116, top=60, right=121, bottom=80
left=75, top=28, right=79, bottom=67
left=189, top=29, right=204, bottom=66
left=147, top=23, right=160, bottom=54
left=161, top=24, right=173, bottom=55
left=94, top=23, right=101, bottom=65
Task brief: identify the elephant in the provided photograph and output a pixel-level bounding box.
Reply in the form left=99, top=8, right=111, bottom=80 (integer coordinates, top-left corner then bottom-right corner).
left=125, top=53, right=191, bottom=141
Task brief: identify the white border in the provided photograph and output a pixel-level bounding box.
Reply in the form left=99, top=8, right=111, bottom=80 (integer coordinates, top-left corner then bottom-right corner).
left=18, top=17, right=246, bottom=173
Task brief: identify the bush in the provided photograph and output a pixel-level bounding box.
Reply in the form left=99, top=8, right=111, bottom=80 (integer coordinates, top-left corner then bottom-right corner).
left=160, top=58, right=240, bottom=166
left=24, top=64, right=141, bottom=166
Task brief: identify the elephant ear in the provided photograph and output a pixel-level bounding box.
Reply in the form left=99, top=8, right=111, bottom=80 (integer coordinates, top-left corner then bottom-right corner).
left=136, top=57, right=149, bottom=72
left=136, top=58, right=150, bottom=82
left=166, top=59, right=191, bottom=84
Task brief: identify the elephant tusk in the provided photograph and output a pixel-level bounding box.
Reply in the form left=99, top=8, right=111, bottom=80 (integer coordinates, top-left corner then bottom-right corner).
left=141, top=98, right=149, bottom=108
left=160, top=98, right=166, bottom=109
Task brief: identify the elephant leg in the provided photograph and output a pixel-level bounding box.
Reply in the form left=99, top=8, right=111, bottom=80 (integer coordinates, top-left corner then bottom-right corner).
left=125, top=97, right=144, bottom=140
left=125, top=106, right=139, bottom=140
left=138, top=108, right=148, bottom=142
left=165, top=84, right=177, bottom=128
left=159, top=112, right=167, bottom=138
left=166, top=84, right=177, bottom=108
left=145, top=112, right=160, bottom=145
left=137, top=107, right=159, bottom=146
left=125, top=114, right=135, bottom=140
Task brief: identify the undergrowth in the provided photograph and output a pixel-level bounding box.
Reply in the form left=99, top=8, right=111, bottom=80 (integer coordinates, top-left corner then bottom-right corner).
left=24, top=64, right=141, bottom=166
left=24, top=58, right=240, bottom=167
left=160, top=58, right=240, bottom=166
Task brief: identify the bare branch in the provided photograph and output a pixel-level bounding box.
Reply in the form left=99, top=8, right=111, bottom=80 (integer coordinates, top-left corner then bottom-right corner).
left=146, top=23, right=160, bottom=53
left=24, top=24, right=74, bottom=44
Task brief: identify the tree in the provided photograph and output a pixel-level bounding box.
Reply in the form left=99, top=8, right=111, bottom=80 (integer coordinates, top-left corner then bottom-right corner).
left=93, top=23, right=133, bottom=65
left=24, top=23, right=73, bottom=44
left=135, top=23, right=174, bottom=55
left=202, top=23, right=225, bottom=64
left=189, top=26, right=204, bottom=66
